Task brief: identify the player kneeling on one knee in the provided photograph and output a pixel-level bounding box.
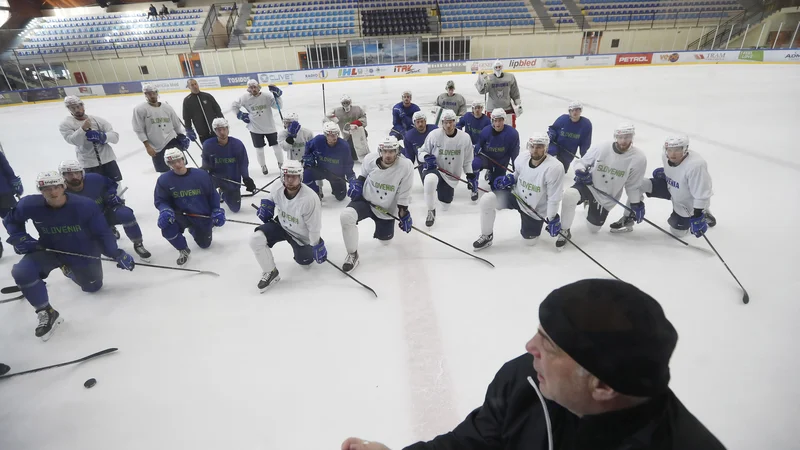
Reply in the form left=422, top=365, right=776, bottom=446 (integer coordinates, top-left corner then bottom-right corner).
left=201, top=117, right=256, bottom=213
left=250, top=160, right=326, bottom=292
left=339, top=136, right=414, bottom=273
left=302, top=121, right=356, bottom=201
left=155, top=148, right=225, bottom=266
left=6, top=171, right=134, bottom=341
left=474, top=133, right=564, bottom=250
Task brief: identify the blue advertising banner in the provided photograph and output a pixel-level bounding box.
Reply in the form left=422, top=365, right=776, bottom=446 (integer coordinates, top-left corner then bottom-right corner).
left=220, top=73, right=259, bottom=87
left=102, top=82, right=142, bottom=95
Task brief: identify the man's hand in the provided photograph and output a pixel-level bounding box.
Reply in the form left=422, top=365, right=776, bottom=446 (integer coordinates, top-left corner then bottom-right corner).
left=145, top=142, right=157, bottom=157
left=82, top=119, right=91, bottom=131
left=341, top=437, right=391, bottom=450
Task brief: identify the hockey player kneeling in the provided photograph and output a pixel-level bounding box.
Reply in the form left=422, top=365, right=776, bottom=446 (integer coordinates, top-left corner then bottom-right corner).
left=250, top=160, right=326, bottom=292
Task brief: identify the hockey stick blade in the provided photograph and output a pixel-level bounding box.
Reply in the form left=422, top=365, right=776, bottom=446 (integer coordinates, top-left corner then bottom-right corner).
left=703, top=235, right=749, bottom=304
left=0, top=294, right=24, bottom=304
left=0, top=348, right=118, bottom=380
left=1, top=285, right=21, bottom=294
left=326, top=260, right=378, bottom=298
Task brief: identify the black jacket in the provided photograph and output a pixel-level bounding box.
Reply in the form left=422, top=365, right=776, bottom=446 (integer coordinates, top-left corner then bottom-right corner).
left=404, top=354, right=725, bottom=450
left=182, top=91, right=223, bottom=141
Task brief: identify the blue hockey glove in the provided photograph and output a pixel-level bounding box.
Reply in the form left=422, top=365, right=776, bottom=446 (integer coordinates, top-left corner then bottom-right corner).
left=257, top=199, right=275, bottom=222
left=547, top=214, right=562, bottom=237
left=106, top=194, right=123, bottom=208
left=85, top=129, right=107, bottom=144
left=492, top=173, right=516, bottom=190
left=466, top=173, right=479, bottom=193
left=630, top=202, right=645, bottom=223
left=652, top=167, right=665, bottom=180
left=287, top=121, right=301, bottom=138
left=177, top=134, right=191, bottom=151
left=268, top=84, right=283, bottom=97
left=547, top=129, right=557, bottom=142
left=422, top=154, right=438, bottom=171
left=690, top=212, right=708, bottom=238
left=398, top=207, right=412, bottom=233
left=237, top=111, right=250, bottom=124
left=157, top=208, right=175, bottom=229
left=114, top=249, right=135, bottom=271
left=11, top=176, right=23, bottom=196
left=347, top=178, right=364, bottom=200
left=312, top=239, right=327, bottom=264
left=185, top=127, right=197, bottom=142
left=574, top=169, right=592, bottom=185
left=8, top=233, right=40, bottom=254
left=211, top=208, right=226, bottom=227
left=474, top=143, right=483, bottom=156
left=302, top=151, right=318, bottom=168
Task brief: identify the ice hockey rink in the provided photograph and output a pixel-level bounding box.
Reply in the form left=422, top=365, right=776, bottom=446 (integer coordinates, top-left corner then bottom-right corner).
left=0, top=63, right=798, bottom=449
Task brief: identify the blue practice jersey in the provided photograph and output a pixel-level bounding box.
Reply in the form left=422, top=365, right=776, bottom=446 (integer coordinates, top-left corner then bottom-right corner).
left=403, top=124, right=437, bottom=163
left=0, top=151, right=19, bottom=195
left=457, top=113, right=491, bottom=145
left=154, top=168, right=220, bottom=216
left=201, top=136, right=250, bottom=190
left=305, top=135, right=355, bottom=180
left=68, top=173, right=118, bottom=211
left=4, top=193, right=119, bottom=265
left=548, top=114, right=593, bottom=157
left=476, top=125, right=520, bottom=166
left=392, top=102, right=421, bottom=133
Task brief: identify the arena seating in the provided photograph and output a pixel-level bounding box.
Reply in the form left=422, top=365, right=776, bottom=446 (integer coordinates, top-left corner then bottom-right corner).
left=245, top=0, right=358, bottom=41
left=361, top=8, right=430, bottom=36
left=548, top=0, right=742, bottom=25
left=438, top=0, right=536, bottom=30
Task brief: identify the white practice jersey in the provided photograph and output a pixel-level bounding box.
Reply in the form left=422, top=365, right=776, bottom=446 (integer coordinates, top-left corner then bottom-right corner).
left=575, top=142, right=647, bottom=211
left=475, top=72, right=520, bottom=111
left=435, top=93, right=467, bottom=116
left=278, top=127, right=315, bottom=161
left=360, top=152, right=415, bottom=220
left=232, top=92, right=283, bottom=135
left=417, top=128, right=474, bottom=188
left=326, top=105, right=367, bottom=139
left=660, top=150, right=713, bottom=217
left=132, top=102, right=184, bottom=152
left=59, top=115, right=120, bottom=168
left=268, top=183, right=322, bottom=246
left=512, top=153, right=565, bottom=220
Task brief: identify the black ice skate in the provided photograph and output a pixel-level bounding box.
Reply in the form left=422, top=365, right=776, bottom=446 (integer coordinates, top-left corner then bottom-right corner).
left=425, top=210, right=436, bottom=227
left=342, top=251, right=359, bottom=273
left=35, top=306, right=63, bottom=341
left=258, top=269, right=281, bottom=292
left=177, top=248, right=191, bottom=266
left=0, top=362, right=9, bottom=376
left=133, top=241, right=152, bottom=261
left=261, top=165, right=269, bottom=175
left=706, top=211, right=717, bottom=228
left=609, top=214, right=635, bottom=233
left=471, top=189, right=479, bottom=202
left=556, top=229, right=571, bottom=250
left=112, top=226, right=120, bottom=240
left=473, top=234, right=493, bottom=251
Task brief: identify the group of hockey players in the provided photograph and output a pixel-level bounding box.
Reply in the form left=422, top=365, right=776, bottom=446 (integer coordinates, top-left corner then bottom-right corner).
left=1, top=58, right=715, bottom=343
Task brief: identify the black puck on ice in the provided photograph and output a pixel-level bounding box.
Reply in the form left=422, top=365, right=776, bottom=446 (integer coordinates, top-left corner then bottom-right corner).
left=84, top=378, right=97, bottom=389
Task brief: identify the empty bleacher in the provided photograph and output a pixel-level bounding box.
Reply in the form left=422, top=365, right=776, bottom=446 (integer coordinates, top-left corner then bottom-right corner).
left=361, top=7, right=430, bottom=36
left=244, top=0, right=358, bottom=42
left=555, top=0, right=742, bottom=25
left=438, top=0, right=536, bottom=30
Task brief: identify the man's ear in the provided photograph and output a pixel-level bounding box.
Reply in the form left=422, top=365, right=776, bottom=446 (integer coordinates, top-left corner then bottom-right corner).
left=590, top=376, right=620, bottom=402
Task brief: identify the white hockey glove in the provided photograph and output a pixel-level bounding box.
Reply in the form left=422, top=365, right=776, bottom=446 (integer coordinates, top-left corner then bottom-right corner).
left=513, top=101, right=523, bottom=117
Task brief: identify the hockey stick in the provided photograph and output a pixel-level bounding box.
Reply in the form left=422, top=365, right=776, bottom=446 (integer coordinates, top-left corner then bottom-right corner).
left=437, top=167, right=490, bottom=193
left=511, top=191, right=621, bottom=280
left=44, top=248, right=220, bottom=276
left=211, top=174, right=277, bottom=196
left=183, top=212, right=261, bottom=227
left=1, top=286, right=21, bottom=294
left=272, top=91, right=284, bottom=121
left=702, top=234, right=749, bottom=304
left=170, top=112, right=204, bottom=169
left=0, top=294, right=24, bottom=304
left=0, top=348, right=118, bottom=380
left=322, top=83, right=327, bottom=116
left=248, top=204, right=377, bottom=297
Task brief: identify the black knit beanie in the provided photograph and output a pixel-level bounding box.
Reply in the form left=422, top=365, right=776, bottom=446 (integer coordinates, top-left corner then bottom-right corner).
left=539, top=279, right=678, bottom=397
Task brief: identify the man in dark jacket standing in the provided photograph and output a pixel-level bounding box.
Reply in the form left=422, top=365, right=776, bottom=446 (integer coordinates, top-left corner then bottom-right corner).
left=342, top=279, right=726, bottom=450
left=182, top=78, right=224, bottom=145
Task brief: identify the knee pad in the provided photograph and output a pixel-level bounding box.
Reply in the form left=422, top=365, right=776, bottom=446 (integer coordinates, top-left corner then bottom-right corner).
left=11, top=260, right=38, bottom=285
left=563, top=187, right=581, bottom=206
left=586, top=222, right=602, bottom=234
left=379, top=239, right=392, bottom=245
left=334, top=192, right=346, bottom=201
left=423, top=173, right=438, bottom=191
left=81, top=279, right=103, bottom=293
left=340, top=207, right=359, bottom=228
left=670, top=227, right=689, bottom=237
left=249, top=231, right=267, bottom=251
left=195, top=232, right=213, bottom=249
left=441, top=202, right=451, bottom=211
left=479, top=192, right=498, bottom=212
left=523, top=236, right=539, bottom=246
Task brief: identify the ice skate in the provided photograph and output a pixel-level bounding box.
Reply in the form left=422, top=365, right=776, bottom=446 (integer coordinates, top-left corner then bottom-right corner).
left=473, top=234, right=493, bottom=251
left=425, top=209, right=436, bottom=227
left=35, top=306, right=63, bottom=341
left=609, top=214, right=635, bottom=233
left=706, top=211, right=717, bottom=228
left=261, top=165, right=269, bottom=175
left=177, top=248, right=191, bottom=266
left=133, top=241, right=152, bottom=261
left=556, top=229, right=571, bottom=250
left=342, top=251, right=359, bottom=273
left=258, top=269, right=281, bottom=292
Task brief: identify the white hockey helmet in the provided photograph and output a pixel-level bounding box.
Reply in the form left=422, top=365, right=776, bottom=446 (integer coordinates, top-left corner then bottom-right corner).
left=340, top=94, right=352, bottom=105
left=445, top=80, right=455, bottom=90
left=664, top=136, right=689, bottom=154
left=493, top=59, right=503, bottom=73
left=440, top=109, right=457, bottom=122
left=412, top=110, right=427, bottom=122
left=164, top=148, right=185, bottom=165
left=491, top=108, right=506, bottom=121
left=378, top=136, right=400, bottom=154
left=401, top=90, right=412, bottom=99
left=568, top=101, right=583, bottom=111
left=59, top=159, right=84, bottom=175
left=142, top=83, right=158, bottom=94
left=212, top=117, right=229, bottom=129
left=247, top=79, right=260, bottom=88
left=471, top=100, right=484, bottom=110
left=64, top=95, right=83, bottom=108
left=36, top=171, right=66, bottom=190
left=323, top=121, right=341, bottom=136
left=527, top=133, right=550, bottom=149
left=283, top=112, right=299, bottom=124
left=614, top=122, right=636, bottom=138
left=282, top=159, right=304, bottom=179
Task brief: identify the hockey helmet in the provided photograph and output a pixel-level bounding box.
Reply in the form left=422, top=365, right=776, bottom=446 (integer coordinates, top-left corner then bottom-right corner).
left=36, top=171, right=66, bottom=190
left=59, top=159, right=84, bottom=175
left=440, top=109, right=457, bottom=122
left=664, top=136, right=689, bottom=155
left=323, top=121, right=341, bottom=136
left=164, top=148, right=185, bottom=165
left=527, top=133, right=550, bottom=149
left=212, top=117, right=229, bottom=129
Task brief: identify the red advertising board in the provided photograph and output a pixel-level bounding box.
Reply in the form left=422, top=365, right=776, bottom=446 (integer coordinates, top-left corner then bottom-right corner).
left=615, top=53, right=653, bottom=65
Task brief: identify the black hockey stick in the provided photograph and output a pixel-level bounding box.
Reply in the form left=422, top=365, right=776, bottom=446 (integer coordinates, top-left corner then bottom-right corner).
left=1, top=294, right=24, bottom=304
left=322, top=83, right=327, bottom=116
left=511, top=192, right=621, bottom=280
left=0, top=348, right=118, bottom=380
left=212, top=174, right=278, bottom=196
left=437, top=167, right=490, bottom=193
left=44, top=248, right=219, bottom=276
left=702, top=234, right=749, bottom=304
left=1, top=286, right=20, bottom=294
left=184, top=212, right=261, bottom=227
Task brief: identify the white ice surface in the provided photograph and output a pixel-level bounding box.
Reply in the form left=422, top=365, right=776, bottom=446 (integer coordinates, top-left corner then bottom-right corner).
left=0, top=64, right=798, bottom=449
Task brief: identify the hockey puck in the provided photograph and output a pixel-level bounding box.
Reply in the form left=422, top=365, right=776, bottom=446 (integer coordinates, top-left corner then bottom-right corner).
left=84, top=378, right=97, bottom=389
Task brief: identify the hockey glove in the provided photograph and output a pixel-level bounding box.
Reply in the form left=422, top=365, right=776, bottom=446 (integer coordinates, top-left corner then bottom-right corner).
left=114, top=249, right=135, bottom=271
left=302, top=152, right=318, bottom=168
left=257, top=199, right=275, bottom=222
left=513, top=102, right=523, bottom=117
left=492, top=173, right=516, bottom=190
left=243, top=177, right=257, bottom=193
left=690, top=211, right=708, bottom=238
left=398, top=207, right=412, bottom=233
left=422, top=154, right=438, bottom=171
left=312, top=239, right=327, bottom=264
left=177, top=134, right=191, bottom=151
left=211, top=208, right=226, bottom=227
left=85, top=129, right=107, bottom=145
left=106, top=194, right=124, bottom=208
left=466, top=173, right=479, bottom=194
left=347, top=177, right=364, bottom=200
left=350, top=120, right=363, bottom=129
left=630, top=202, right=645, bottom=224
left=287, top=121, right=301, bottom=138
left=236, top=111, right=250, bottom=124
left=574, top=169, right=592, bottom=186
left=157, top=208, right=176, bottom=229
left=547, top=214, right=562, bottom=237
left=11, top=176, right=23, bottom=196
left=185, top=127, right=197, bottom=142
left=8, top=233, right=40, bottom=255
left=268, top=84, right=283, bottom=97
left=474, top=143, right=483, bottom=156
left=652, top=167, right=665, bottom=180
